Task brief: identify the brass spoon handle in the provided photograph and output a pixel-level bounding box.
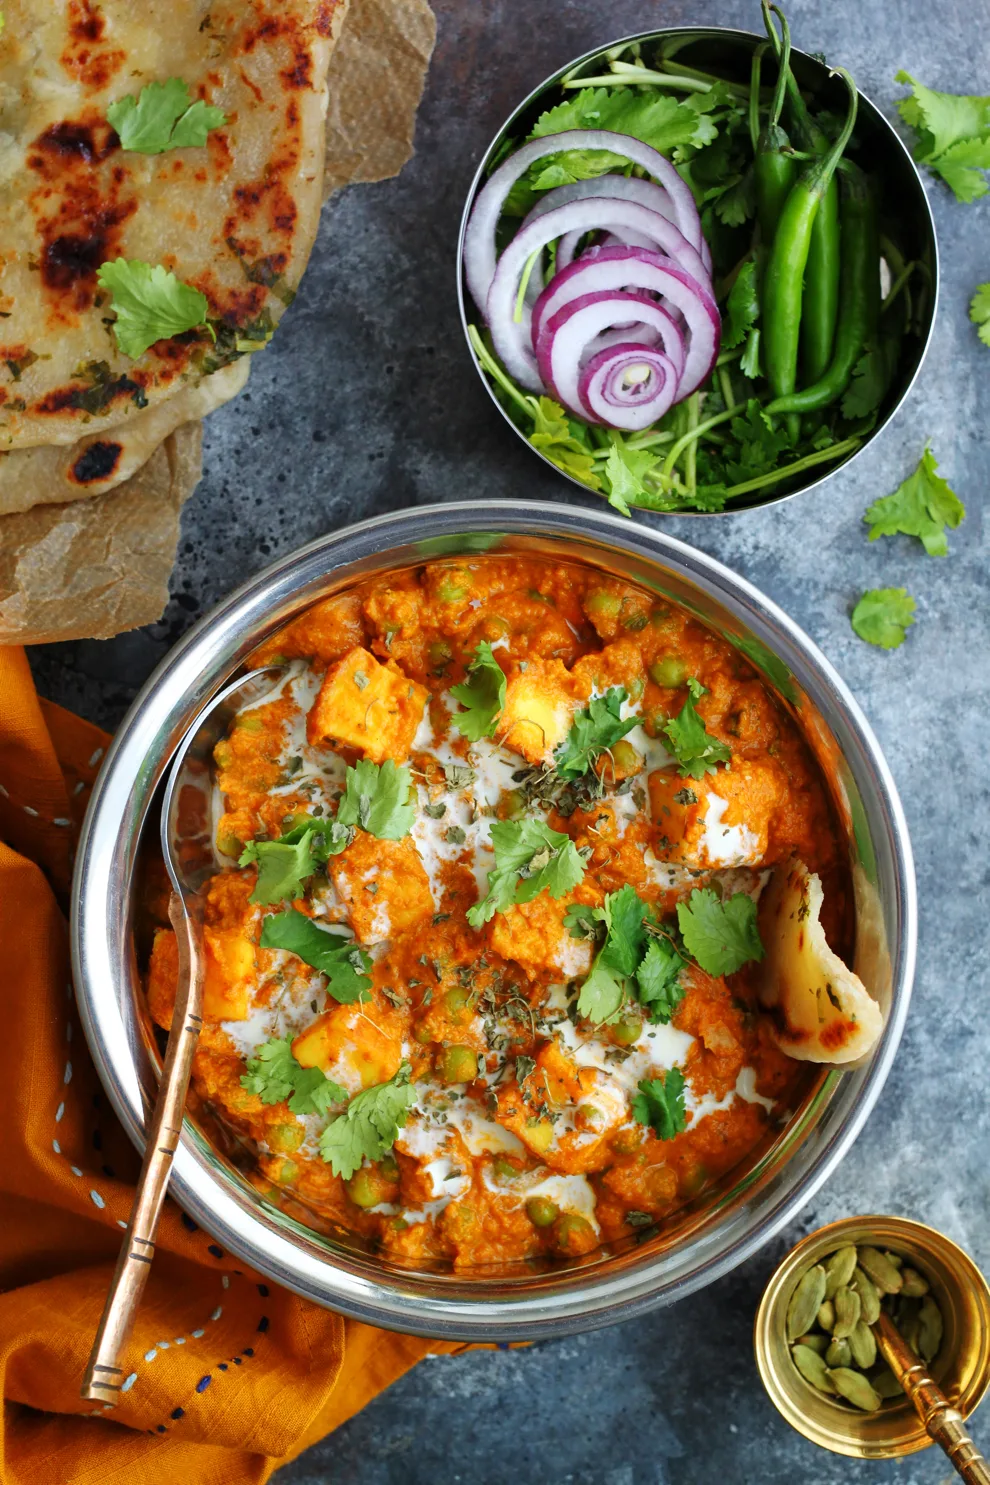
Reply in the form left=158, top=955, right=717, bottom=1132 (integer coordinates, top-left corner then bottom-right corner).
left=81, top=891, right=205, bottom=1404
left=874, top=1311, right=990, bottom=1485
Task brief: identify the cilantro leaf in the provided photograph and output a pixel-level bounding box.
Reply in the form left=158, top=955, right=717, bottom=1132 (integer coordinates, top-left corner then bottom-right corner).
left=337, top=759, right=415, bottom=839
left=603, top=441, right=657, bottom=517
left=554, top=687, right=636, bottom=780
left=576, top=884, right=651, bottom=1023
left=318, top=1064, right=417, bottom=1180
left=239, top=817, right=353, bottom=905
left=107, top=78, right=226, bottom=154
left=722, top=259, right=760, bottom=351
left=970, top=282, right=990, bottom=346
left=96, top=258, right=212, bottom=358
left=676, top=888, right=764, bottom=976
left=739, top=327, right=762, bottom=381
left=894, top=72, right=990, bottom=201
left=260, top=910, right=372, bottom=1003
left=635, top=936, right=688, bottom=1024
left=841, top=333, right=901, bottom=419
left=531, top=87, right=716, bottom=158
left=662, top=678, right=732, bottom=779
left=632, top=1067, right=687, bottom=1141
left=864, top=445, right=965, bottom=556
left=467, top=819, right=586, bottom=928
left=240, top=1036, right=347, bottom=1116
left=529, top=396, right=601, bottom=489
left=850, top=588, right=917, bottom=650
left=712, top=169, right=755, bottom=228
left=724, top=399, right=792, bottom=484
left=450, top=641, right=506, bottom=741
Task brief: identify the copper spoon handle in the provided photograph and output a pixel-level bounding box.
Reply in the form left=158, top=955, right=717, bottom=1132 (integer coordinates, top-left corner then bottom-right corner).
left=81, top=891, right=205, bottom=1403
left=874, top=1311, right=990, bottom=1485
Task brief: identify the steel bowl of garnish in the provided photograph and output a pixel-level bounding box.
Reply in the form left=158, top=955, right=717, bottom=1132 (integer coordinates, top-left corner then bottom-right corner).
left=73, top=500, right=916, bottom=1339
left=456, top=4, right=938, bottom=516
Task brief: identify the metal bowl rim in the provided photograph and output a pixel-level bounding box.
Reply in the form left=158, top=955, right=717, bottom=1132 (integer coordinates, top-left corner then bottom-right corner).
left=71, top=498, right=917, bottom=1338
left=454, top=24, right=940, bottom=517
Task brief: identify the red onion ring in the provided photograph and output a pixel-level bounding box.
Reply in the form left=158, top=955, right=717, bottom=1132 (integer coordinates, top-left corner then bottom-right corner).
left=535, top=291, right=686, bottom=422
left=463, top=128, right=703, bottom=311
left=578, top=343, right=680, bottom=430
left=531, top=246, right=720, bottom=399
left=488, top=202, right=709, bottom=388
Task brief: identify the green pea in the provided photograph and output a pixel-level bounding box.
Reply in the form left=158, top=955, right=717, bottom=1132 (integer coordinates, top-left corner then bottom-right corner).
left=553, top=1212, right=596, bottom=1252
left=346, top=1163, right=398, bottom=1209
left=525, top=1196, right=559, bottom=1228
left=277, top=1159, right=299, bottom=1184
left=234, top=713, right=264, bottom=733
left=493, top=1157, right=520, bottom=1183
left=216, top=830, right=244, bottom=860
left=610, top=1016, right=642, bottom=1048
left=438, top=1044, right=479, bottom=1084
left=585, top=591, right=621, bottom=618
left=649, top=656, right=688, bottom=688
left=268, top=1122, right=304, bottom=1154
left=443, top=986, right=471, bottom=1018
left=438, top=578, right=468, bottom=603
left=413, top=1022, right=434, bottom=1045
left=608, top=739, right=642, bottom=775
left=428, top=640, right=453, bottom=666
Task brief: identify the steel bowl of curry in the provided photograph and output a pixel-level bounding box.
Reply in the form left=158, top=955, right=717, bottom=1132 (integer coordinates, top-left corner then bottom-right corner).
left=73, top=502, right=915, bottom=1339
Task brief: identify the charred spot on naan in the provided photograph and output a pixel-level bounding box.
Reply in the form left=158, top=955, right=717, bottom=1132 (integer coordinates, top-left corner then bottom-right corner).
left=61, top=0, right=127, bottom=93
left=70, top=440, right=123, bottom=483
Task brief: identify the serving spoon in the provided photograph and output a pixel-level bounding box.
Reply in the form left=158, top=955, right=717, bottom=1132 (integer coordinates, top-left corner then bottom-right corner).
left=81, top=665, right=284, bottom=1405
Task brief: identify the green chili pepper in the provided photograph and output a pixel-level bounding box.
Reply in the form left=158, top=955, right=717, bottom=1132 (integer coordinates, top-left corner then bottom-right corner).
left=762, top=71, right=857, bottom=420
left=765, top=164, right=878, bottom=414
left=755, top=4, right=799, bottom=244
left=763, top=9, right=845, bottom=383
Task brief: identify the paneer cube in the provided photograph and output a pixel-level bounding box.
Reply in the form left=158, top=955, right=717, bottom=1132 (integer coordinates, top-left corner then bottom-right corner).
left=329, top=832, right=434, bottom=943
left=307, top=646, right=427, bottom=763
left=488, top=891, right=593, bottom=981
left=293, top=1003, right=402, bottom=1090
left=495, top=658, right=582, bottom=765
left=648, top=758, right=783, bottom=867
left=248, top=592, right=365, bottom=667
left=203, top=920, right=256, bottom=1021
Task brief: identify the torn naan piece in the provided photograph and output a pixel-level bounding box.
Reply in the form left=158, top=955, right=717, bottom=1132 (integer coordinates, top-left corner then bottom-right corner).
left=757, top=857, right=883, bottom=1064
left=0, top=359, right=248, bottom=513
left=0, top=0, right=347, bottom=450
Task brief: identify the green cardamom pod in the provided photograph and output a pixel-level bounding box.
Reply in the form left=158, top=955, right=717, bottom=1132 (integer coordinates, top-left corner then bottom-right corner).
left=792, top=1344, right=838, bottom=1394
left=825, top=1337, right=851, bottom=1368
left=871, top=1366, right=904, bottom=1399
left=857, top=1245, right=904, bottom=1295
left=883, top=1250, right=903, bottom=1268
left=899, top=1266, right=930, bottom=1298
left=918, top=1296, right=944, bottom=1362
left=787, top=1264, right=827, bottom=1342
left=832, top=1284, right=862, bottom=1340
left=795, top=1333, right=829, bottom=1355
left=823, top=1244, right=858, bottom=1299
left=817, top=1299, right=836, bottom=1331
left=851, top=1266, right=881, bottom=1325
left=828, top=1366, right=882, bottom=1412
left=849, top=1319, right=877, bottom=1370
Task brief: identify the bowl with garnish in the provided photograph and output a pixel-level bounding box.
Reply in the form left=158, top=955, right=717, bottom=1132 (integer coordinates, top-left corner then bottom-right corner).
left=457, top=5, right=937, bottom=516
left=73, top=500, right=915, bottom=1337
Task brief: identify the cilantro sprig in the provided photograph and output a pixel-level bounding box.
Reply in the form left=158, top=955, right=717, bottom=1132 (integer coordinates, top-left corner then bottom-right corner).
left=336, top=758, right=416, bottom=838
left=107, top=78, right=226, bottom=155
left=895, top=72, right=990, bottom=203
left=240, top=817, right=352, bottom=905
left=467, top=819, right=586, bottom=929
left=676, top=888, right=763, bottom=977
left=971, top=283, right=990, bottom=346
left=318, top=1064, right=417, bottom=1180
left=662, top=679, right=732, bottom=779
left=260, top=910, right=372, bottom=1003
left=850, top=588, right=917, bottom=650
left=632, top=1067, right=687, bottom=1142
left=568, top=885, right=687, bottom=1025
left=96, top=259, right=213, bottom=359
left=554, top=686, right=636, bottom=781
left=240, top=1037, right=346, bottom=1115
left=863, top=445, right=965, bottom=556
left=450, top=641, right=506, bottom=741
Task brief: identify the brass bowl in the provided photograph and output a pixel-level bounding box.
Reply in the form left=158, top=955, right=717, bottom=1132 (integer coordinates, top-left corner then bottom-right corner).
left=755, top=1215, right=990, bottom=1459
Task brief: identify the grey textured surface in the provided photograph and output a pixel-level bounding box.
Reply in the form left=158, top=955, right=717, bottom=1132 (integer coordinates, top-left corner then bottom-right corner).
left=30, top=0, right=989, bottom=1480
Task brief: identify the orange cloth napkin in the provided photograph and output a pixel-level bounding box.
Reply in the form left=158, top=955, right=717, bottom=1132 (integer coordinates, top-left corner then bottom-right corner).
left=0, top=646, right=469, bottom=1485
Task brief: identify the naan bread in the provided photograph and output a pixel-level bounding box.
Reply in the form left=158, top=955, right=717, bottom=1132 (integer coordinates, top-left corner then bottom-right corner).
left=0, top=421, right=202, bottom=643
left=0, top=0, right=346, bottom=449
left=757, top=857, right=884, bottom=1064
left=0, top=358, right=248, bottom=513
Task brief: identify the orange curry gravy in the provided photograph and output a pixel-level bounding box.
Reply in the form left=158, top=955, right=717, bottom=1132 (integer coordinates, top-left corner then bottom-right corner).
left=146, top=556, right=848, bottom=1269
